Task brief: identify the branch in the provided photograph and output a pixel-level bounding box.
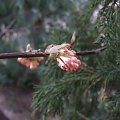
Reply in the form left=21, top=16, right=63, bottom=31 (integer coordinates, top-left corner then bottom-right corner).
left=76, top=46, right=106, bottom=56
left=0, top=46, right=106, bottom=59
left=0, top=52, right=48, bottom=59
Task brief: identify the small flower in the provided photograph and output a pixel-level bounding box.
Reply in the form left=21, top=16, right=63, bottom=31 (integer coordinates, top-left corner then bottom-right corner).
left=45, top=32, right=81, bottom=72
left=17, top=58, right=30, bottom=67
left=29, top=59, right=39, bottom=70
left=57, top=55, right=81, bottom=72
left=17, top=44, right=44, bottom=70
left=57, top=48, right=81, bottom=72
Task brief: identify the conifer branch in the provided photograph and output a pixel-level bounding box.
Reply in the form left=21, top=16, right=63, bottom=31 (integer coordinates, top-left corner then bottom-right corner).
left=0, top=46, right=106, bottom=59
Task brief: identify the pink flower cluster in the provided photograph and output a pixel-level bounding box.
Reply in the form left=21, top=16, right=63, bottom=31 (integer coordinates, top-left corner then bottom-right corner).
left=17, top=32, right=81, bottom=72
left=17, top=44, right=44, bottom=70
left=56, top=48, right=81, bottom=72
left=45, top=32, right=81, bottom=72
left=17, top=57, right=44, bottom=70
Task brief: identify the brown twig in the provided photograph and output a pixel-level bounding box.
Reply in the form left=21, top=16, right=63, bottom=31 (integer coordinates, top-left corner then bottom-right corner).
left=0, top=52, right=48, bottom=59
left=0, top=46, right=106, bottom=59
left=76, top=46, right=106, bottom=56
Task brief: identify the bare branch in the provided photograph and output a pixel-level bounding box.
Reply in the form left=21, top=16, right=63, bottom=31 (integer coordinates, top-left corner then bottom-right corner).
left=0, top=46, right=106, bottom=59
left=76, top=46, right=106, bottom=56
left=0, top=52, right=48, bottom=59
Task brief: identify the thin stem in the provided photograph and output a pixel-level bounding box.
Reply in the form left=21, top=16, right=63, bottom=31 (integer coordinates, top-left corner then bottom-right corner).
left=76, top=46, right=106, bottom=56
left=83, top=78, right=101, bottom=96
left=77, top=111, right=89, bottom=120
left=0, top=46, right=106, bottom=59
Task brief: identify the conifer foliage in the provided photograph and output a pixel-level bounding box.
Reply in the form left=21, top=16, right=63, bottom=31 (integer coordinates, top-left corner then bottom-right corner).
left=32, top=0, right=120, bottom=119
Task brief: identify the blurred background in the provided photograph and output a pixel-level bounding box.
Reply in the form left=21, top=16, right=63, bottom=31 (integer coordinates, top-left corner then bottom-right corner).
left=1, top=0, right=78, bottom=119
left=0, top=0, right=120, bottom=120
